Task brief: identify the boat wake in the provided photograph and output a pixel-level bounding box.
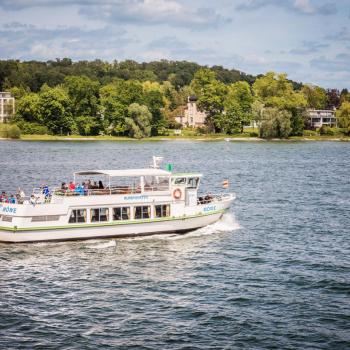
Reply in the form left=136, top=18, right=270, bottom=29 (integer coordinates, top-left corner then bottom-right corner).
left=85, top=240, right=117, bottom=249
left=168, top=213, right=241, bottom=240
left=123, top=213, right=240, bottom=242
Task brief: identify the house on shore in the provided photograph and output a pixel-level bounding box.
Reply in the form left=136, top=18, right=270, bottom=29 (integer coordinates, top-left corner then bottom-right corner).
left=0, top=92, right=15, bottom=123
left=175, top=96, right=207, bottom=127
left=307, top=109, right=337, bottom=129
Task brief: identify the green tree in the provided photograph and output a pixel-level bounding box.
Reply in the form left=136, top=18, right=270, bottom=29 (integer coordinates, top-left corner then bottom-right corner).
left=74, top=116, right=100, bottom=136
left=259, top=108, right=292, bottom=138
left=15, top=93, right=41, bottom=123
left=222, top=81, right=254, bottom=133
left=125, top=103, right=152, bottom=139
left=143, top=89, right=165, bottom=135
left=99, top=80, right=144, bottom=135
left=336, top=101, right=350, bottom=134
left=253, top=72, right=307, bottom=136
left=253, top=72, right=306, bottom=110
left=326, top=89, right=340, bottom=109
left=64, top=75, right=100, bottom=118
left=301, top=84, right=327, bottom=109
left=38, top=86, right=73, bottom=134
left=340, top=89, right=350, bottom=105
left=191, top=68, right=227, bottom=132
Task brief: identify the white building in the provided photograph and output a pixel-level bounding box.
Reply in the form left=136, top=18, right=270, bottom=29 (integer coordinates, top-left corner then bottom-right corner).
left=0, top=92, right=15, bottom=123
left=175, top=96, right=207, bottom=127
left=308, top=109, right=337, bottom=128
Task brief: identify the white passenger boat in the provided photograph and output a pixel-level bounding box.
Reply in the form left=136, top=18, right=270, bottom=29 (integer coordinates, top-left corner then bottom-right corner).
left=0, top=158, right=235, bottom=243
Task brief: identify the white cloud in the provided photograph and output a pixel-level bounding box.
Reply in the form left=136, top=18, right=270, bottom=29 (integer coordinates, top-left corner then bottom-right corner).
left=0, top=0, right=229, bottom=29
left=236, top=0, right=337, bottom=16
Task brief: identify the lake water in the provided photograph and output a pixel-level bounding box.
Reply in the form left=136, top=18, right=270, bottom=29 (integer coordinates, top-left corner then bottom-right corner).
left=0, top=140, right=349, bottom=349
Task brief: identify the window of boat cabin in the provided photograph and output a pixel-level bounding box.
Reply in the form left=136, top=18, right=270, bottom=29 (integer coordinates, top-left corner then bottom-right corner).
left=113, top=207, right=130, bottom=220
left=91, top=208, right=109, bottom=222
left=69, top=209, right=86, bottom=223
left=134, top=205, right=151, bottom=219
left=155, top=204, right=170, bottom=218
left=187, top=177, right=199, bottom=189
left=144, top=176, right=169, bottom=191
left=172, top=177, right=186, bottom=185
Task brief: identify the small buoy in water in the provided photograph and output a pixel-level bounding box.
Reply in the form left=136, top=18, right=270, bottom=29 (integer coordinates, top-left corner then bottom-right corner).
left=222, top=179, right=229, bottom=188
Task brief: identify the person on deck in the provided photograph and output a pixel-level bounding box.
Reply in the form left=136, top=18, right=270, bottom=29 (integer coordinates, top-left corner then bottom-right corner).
left=9, top=195, right=16, bottom=204
left=83, top=182, right=89, bottom=195
left=75, top=184, right=84, bottom=196
left=68, top=181, right=76, bottom=191
left=42, top=185, right=50, bottom=198
left=98, top=181, right=104, bottom=189
left=0, top=191, right=6, bottom=202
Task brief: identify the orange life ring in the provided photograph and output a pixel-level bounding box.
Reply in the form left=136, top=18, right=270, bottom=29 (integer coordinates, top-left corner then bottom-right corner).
left=173, top=188, right=182, bottom=199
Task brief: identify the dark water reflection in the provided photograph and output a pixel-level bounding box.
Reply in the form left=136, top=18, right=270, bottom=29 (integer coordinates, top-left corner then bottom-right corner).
left=0, top=140, right=349, bottom=349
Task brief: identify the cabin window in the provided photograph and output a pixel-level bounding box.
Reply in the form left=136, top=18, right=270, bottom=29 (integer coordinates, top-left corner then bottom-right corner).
left=172, top=177, right=186, bottom=185
left=32, top=215, right=60, bottom=222
left=113, top=207, right=130, bottom=221
left=155, top=204, right=170, bottom=218
left=69, top=209, right=86, bottom=223
left=2, top=216, right=12, bottom=222
left=134, top=206, right=151, bottom=219
left=187, top=177, right=199, bottom=188
left=91, top=208, right=109, bottom=222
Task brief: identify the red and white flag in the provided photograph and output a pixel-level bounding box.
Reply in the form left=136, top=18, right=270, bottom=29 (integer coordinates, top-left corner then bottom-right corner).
left=222, top=179, right=229, bottom=189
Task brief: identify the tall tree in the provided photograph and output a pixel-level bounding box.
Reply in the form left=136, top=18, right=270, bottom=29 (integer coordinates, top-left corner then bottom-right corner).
left=125, top=103, right=152, bottom=139
left=326, top=89, right=340, bottom=109
left=253, top=72, right=307, bottom=135
left=336, top=101, right=350, bottom=134
left=340, top=89, right=350, bottom=105
left=15, top=93, right=41, bottom=123
left=64, top=75, right=100, bottom=118
left=38, top=86, right=73, bottom=134
left=99, top=80, right=144, bottom=135
left=222, top=81, right=254, bottom=133
left=191, top=68, right=227, bottom=132
left=259, top=108, right=292, bottom=138
left=301, top=84, right=327, bottom=109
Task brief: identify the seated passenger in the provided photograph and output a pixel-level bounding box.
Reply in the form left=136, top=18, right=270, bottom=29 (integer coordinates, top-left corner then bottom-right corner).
left=75, top=184, right=84, bottom=196
left=204, top=193, right=213, bottom=203
left=9, top=195, right=16, bottom=204
left=68, top=181, right=76, bottom=191
left=30, top=194, right=36, bottom=206
left=83, top=182, right=89, bottom=195
left=0, top=191, right=6, bottom=202
left=98, top=180, right=104, bottom=189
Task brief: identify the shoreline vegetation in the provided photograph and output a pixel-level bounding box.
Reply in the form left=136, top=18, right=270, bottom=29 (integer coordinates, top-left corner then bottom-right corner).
left=1, top=59, right=350, bottom=140
left=1, top=133, right=349, bottom=142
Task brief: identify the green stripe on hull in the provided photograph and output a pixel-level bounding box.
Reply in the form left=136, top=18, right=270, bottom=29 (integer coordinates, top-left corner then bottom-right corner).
left=0, top=209, right=227, bottom=232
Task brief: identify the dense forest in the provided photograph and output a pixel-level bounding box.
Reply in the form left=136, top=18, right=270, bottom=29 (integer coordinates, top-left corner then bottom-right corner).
left=1, top=58, right=350, bottom=138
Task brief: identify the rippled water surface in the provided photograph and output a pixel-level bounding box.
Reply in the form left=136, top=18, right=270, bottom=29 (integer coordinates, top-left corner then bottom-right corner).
left=1, top=140, right=350, bottom=349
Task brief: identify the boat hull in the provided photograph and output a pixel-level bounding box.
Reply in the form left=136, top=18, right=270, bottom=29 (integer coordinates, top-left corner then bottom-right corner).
left=0, top=211, right=225, bottom=243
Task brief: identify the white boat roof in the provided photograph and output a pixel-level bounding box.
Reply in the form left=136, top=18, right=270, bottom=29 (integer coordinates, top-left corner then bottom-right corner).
left=74, top=168, right=172, bottom=178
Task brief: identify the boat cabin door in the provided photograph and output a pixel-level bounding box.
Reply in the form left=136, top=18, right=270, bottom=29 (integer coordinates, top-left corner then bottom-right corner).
left=185, top=177, right=200, bottom=206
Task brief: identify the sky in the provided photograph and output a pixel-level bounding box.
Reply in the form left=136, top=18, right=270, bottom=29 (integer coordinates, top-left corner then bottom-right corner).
left=0, top=0, right=349, bottom=89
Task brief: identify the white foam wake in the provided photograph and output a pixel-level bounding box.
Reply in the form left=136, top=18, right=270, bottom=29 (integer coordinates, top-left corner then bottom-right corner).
left=86, top=240, right=117, bottom=249
left=168, top=213, right=241, bottom=240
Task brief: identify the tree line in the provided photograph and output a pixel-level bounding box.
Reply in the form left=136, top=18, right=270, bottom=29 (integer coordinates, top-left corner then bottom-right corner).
left=1, top=59, right=350, bottom=138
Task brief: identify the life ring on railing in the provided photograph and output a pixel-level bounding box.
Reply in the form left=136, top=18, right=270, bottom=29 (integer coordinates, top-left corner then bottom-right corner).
left=173, top=188, right=182, bottom=200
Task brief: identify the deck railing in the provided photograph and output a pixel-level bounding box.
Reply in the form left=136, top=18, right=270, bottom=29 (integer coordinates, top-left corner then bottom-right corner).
left=52, top=185, right=170, bottom=197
